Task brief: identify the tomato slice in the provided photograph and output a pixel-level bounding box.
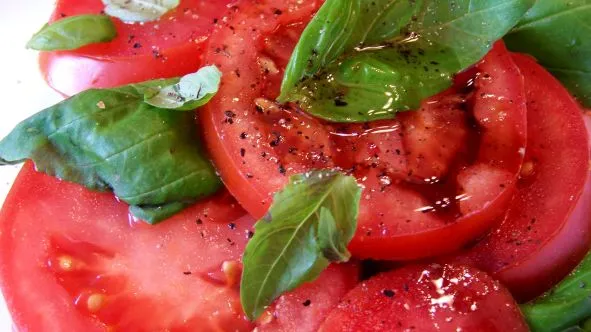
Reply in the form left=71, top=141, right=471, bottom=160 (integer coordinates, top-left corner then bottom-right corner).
left=40, top=0, right=232, bottom=95
left=0, top=162, right=357, bottom=331
left=452, top=54, right=591, bottom=301
left=256, top=264, right=359, bottom=332
left=202, top=0, right=527, bottom=261
left=0, top=162, right=253, bottom=331
left=318, top=263, right=528, bottom=332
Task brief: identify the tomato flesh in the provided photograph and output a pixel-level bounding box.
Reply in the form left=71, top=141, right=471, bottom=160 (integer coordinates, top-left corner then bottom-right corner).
left=0, top=162, right=358, bottom=331
left=348, top=44, right=526, bottom=259
left=318, top=264, right=528, bottom=332
left=452, top=54, right=591, bottom=301
left=202, top=0, right=527, bottom=261
left=40, top=0, right=233, bottom=95
left=256, top=264, right=359, bottom=332
left=0, top=162, right=254, bottom=331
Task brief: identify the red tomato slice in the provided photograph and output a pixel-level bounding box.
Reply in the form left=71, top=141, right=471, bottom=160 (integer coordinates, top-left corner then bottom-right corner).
left=0, top=162, right=254, bottom=331
left=202, top=0, right=527, bottom=260
left=40, top=0, right=233, bottom=95
left=318, top=263, right=528, bottom=332
left=256, top=264, right=359, bottom=332
left=0, top=162, right=357, bottom=331
left=452, top=54, right=591, bottom=302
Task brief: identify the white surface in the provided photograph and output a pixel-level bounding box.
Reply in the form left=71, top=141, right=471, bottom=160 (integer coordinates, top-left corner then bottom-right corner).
left=0, top=1, right=64, bottom=329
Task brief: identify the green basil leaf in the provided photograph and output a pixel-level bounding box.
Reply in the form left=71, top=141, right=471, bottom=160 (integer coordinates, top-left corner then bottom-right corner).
left=521, top=252, right=591, bottom=332
left=504, top=0, right=591, bottom=107
left=240, top=170, right=361, bottom=320
left=103, top=0, right=180, bottom=22
left=280, top=0, right=534, bottom=122
left=144, top=66, right=222, bottom=111
left=0, top=75, right=221, bottom=224
left=26, top=15, right=117, bottom=51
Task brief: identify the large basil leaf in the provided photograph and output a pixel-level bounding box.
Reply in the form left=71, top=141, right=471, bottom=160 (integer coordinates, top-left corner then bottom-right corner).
left=144, top=66, right=222, bottom=111
left=26, top=15, right=117, bottom=51
left=103, top=0, right=180, bottom=22
left=240, top=170, right=361, bottom=320
left=521, top=252, right=591, bottom=332
left=279, top=0, right=534, bottom=122
left=0, top=75, right=221, bottom=224
left=505, top=0, right=591, bottom=107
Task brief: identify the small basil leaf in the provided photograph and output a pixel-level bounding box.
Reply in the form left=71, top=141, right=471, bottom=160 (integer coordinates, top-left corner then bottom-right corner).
left=280, top=0, right=534, bottom=122
left=240, top=170, right=361, bottom=320
left=0, top=76, right=221, bottom=224
left=103, top=0, right=180, bottom=22
left=504, top=0, right=591, bottom=107
left=26, top=15, right=117, bottom=51
left=144, top=66, right=222, bottom=111
left=521, top=252, right=591, bottom=332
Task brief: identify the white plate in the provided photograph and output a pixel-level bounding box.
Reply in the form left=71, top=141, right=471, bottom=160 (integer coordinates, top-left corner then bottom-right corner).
left=0, top=1, right=64, bottom=329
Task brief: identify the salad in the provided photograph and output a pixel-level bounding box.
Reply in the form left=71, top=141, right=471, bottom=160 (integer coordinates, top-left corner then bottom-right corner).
left=0, top=0, right=590, bottom=331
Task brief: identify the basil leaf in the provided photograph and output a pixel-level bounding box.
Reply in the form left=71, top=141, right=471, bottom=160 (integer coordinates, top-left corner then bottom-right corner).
left=521, top=252, right=591, bottom=332
left=144, top=66, right=222, bottom=111
left=240, top=170, right=361, bottom=320
left=103, top=0, right=180, bottom=22
left=26, top=15, right=117, bottom=51
left=0, top=75, right=221, bottom=224
left=280, top=0, right=534, bottom=122
left=504, top=0, right=591, bottom=107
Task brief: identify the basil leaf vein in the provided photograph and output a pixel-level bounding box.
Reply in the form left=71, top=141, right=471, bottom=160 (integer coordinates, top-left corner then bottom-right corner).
left=521, top=252, right=591, bottom=332
left=240, top=170, right=361, bottom=320
left=26, top=15, right=117, bottom=51
left=0, top=70, right=221, bottom=224
left=505, top=0, right=591, bottom=107
left=280, top=0, right=534, bottom=122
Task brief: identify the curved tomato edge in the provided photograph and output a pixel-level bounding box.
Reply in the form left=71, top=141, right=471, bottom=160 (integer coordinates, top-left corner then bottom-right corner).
left=348, top=184, right=515, bottom=260
left=200, top=110, right=270, bottom=219
left=0, top=163, right=33, bottom=331
left=457, top=54, right=591, bottom=302
left=495, top=55, right=591, bottom=301
left=39, top=40, right=207, bottom=96
left=0, top=162, right=106, bottom=331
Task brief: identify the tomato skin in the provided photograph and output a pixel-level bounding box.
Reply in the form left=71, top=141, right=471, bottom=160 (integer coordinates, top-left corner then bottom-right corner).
left=318, top=264, right=528, bottom=332
left=40, top=0, right=232, bottom=95
left=452, top=54, right=591, bottom=301
left=39, top=43, right=206, bottom=96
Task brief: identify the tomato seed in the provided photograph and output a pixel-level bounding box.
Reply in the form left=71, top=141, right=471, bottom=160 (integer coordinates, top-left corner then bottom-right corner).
left=87, top=293, right=105, bottom=313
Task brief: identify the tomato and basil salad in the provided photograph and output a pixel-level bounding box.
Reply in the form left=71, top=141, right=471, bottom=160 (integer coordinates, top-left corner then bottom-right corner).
left=1, top=0, right=591, bottom=331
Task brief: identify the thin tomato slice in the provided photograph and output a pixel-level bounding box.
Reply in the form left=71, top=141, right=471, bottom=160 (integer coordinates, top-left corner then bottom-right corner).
left=202, top=0, right=526, bottom=261
left=348, top=44, right=526, bottom=259
left=318, top=264, right=529, bottom=332
left=452, top=54, right=591, bottom=301
left=40, top=0, right=233, bottom=95
left=0, top=162, right=358, bottom=331
left=0, top=162, right=254, bottom=331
